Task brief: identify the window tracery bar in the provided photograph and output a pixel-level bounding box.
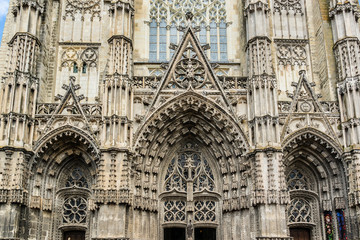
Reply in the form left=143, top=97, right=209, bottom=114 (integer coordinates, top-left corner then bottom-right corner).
left=163, top=142, right=217, bottom=225
left=286, top=169, right=310, bottom=191
left=63, top=197, right=88, bottom=224
left=164, top=149, right=215, bottom=192
left=65, top=168, right=89, bottom=188
left=164, top=200, right=186, bottom=222
left=288, top=198, right=312, bottom=223
left=194, top=200, right=216, bottom=222
left=149, top=0, right=228, bottom=62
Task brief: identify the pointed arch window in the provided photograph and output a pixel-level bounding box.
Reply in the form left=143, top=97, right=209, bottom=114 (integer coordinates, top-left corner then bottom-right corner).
left=162, top=142, right=218, bottom=225
left=58, top=165, right=91, bottom=231
left=164, top=146, right=215, bottom=193
left=65, top=168, right=89, bottom=188
left=286, top=169, right=310, bottom=191
left=149, top=0, right=228, bottom=62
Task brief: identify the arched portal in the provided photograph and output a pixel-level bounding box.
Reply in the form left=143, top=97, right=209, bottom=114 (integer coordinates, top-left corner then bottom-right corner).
left=282, top=129, right=348, bottom=240
left=160, top=141, right=220, bottom=240
left=28, top=127, right=98, bottom=240
left=132, top=92, right=250, bottom=239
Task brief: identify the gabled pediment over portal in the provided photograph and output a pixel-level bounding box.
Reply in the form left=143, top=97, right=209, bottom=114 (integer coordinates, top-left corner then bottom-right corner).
left=39, top=76, right=96, bottom=139
left=148, top=24, right=234, bottom=117
left=281, top=70, right=339, bottom=143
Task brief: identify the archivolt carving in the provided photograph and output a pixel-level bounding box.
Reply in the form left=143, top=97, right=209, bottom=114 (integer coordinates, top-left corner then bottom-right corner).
left=133, top=92, right=249, bottom=211
left=282, top=128, right=342, bottom=160
left=33, top=126, right=100, bottom=162
left=273, top=0, right=303, bottom=14
left=134, top=92, right=249, bottom=166
left=68, top=0, right=100, bottom=9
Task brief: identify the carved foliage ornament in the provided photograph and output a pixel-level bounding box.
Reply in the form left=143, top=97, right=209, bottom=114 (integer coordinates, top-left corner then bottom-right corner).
left=68, top=0, right=100, bottom=9
left=150, top=0, right=226, bottom=25
left=276, top=41, right=307, bottom=66
left=274, top=0, right=303, bottom=14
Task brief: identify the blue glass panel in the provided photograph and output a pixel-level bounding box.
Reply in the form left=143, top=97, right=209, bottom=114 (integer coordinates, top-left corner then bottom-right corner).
left=199, top=23, right=207, bottom=45
left=149, top=20, right=157, bottom=61
left=336, top=209, right=347, bottom=240
left=220, top=44, right=227, bottom=52
left=170, top=23, right=177, bottom=57
left=210, top=21, right=218, bottom=61
left=159, top=20, right=167, bottom=61
left=219, top=20, right=227, bottom=61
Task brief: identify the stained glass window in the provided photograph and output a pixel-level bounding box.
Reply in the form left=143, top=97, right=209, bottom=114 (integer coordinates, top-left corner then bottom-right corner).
left=336, top=209, right=347, bottom=240
left=324, top=211, right=334, bottom=240
left=149, top=0, right=228, bottom=62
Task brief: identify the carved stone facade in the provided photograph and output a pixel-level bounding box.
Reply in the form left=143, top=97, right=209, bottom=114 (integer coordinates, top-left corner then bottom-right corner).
left=0, top=0, right=359, bottom=240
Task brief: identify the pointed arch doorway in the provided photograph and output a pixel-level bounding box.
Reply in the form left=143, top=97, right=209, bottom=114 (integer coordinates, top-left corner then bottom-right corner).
left=63, top=230, right=85, bottom=240
left=290, top=228, right=311, bottom=240
left=161, top=141, right=219, bottom=240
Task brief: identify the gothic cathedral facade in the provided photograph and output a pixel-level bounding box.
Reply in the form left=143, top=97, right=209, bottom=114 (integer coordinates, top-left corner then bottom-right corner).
left=0, top=0, right=359, bottom=239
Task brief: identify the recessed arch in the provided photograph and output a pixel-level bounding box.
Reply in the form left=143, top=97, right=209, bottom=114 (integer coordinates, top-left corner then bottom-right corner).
left=283, top=128, right=349, bottom=240
left=34, top=125, right=100, bottom=160
left=134, top=91, right=249, bottom=171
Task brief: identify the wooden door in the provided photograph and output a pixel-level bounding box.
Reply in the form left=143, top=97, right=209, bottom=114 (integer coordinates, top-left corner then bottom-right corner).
left=290, top=228, right=311, bottom=240
left=63, top=231, right=85, bottom=240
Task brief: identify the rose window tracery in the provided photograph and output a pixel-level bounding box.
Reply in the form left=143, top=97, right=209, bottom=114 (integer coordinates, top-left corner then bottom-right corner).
left=170, top=42, right=210, bottom=89
left=63, top=197, right=88, bottom=224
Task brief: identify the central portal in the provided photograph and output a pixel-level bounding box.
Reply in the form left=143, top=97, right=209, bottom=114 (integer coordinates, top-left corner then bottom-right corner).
left=161, top=141, right=220, bottom=240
